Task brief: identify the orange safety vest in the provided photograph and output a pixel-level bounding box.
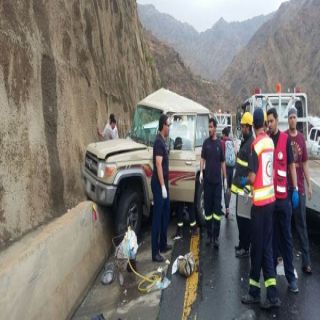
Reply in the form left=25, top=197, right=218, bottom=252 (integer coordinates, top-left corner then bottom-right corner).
left=251, top=132, right=276, bottom=206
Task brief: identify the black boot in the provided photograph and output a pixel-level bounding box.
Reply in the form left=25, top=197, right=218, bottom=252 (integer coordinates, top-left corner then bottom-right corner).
left=206, top=233, right=213, bottom=246
left=174, top=226, right=183, bottom=238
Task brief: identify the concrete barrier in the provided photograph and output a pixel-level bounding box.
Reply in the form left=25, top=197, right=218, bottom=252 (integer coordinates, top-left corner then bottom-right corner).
left=0, top=202, right=113, bottom=320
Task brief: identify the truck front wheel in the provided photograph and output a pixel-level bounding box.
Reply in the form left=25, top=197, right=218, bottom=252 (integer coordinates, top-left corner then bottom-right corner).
left=115, top=190, right=142, bottom=236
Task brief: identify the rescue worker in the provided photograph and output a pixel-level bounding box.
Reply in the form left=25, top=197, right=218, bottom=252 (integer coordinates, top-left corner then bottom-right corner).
left=241, top=107, right=280, bottom=309
left=287, top=107, right=313, bottom=274
left=200, top=117, right=227, bottom=249
left=267, top=108, right=300, bottom=292
left=231, top=112, right=254, bottom=258
left=151, top=114, right=172, bottom=262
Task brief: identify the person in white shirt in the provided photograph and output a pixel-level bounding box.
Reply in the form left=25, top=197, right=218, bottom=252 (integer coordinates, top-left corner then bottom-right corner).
left=98, top=114, right=119, bottom=140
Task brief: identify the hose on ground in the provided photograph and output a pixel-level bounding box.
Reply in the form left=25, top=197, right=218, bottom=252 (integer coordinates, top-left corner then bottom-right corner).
left=127, top=258, right=162, bottom=293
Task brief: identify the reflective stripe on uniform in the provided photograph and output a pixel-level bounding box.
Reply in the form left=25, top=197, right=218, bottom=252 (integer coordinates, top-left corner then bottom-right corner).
left=254, top=185, right=275, bottom=201
left=277, top=169, right=287, bottom=177
left=254, top=138, right=274, bottom=156
left=265, top=278, right=276, bottom=287
left=276, top=185, right=286, bottom=193
left=231, top=184, right=244, bottom=194
left=231, top=184, right=252, bottom=196
left=177, top=222, right=184, bottom=227
left=213, top=213, right=222, bottom=221
left=205, top=214, right=213, bottom=221
left=249, top=278, right=261, bottom=288
left=237, top=158, right=248, bottom=167
left=190, top=221, right=196, bottom=227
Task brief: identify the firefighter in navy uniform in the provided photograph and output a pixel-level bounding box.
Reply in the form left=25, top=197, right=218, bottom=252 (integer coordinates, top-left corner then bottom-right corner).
left=241, top=108, right=281, bottom=309
left=267, top=108, right=300, bottom=293
left=231, top=112, right=254, bottom=258
left=200, top=117, right=227, bottom=249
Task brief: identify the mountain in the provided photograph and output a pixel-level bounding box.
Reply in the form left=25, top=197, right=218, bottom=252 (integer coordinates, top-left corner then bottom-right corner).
left=222, top=0, right=320, bottom=114
left=146, top=32, right=236, bottom=112
left=0, top=0, right=159, bottom=247
left=138, top=4, right=272, bottom=80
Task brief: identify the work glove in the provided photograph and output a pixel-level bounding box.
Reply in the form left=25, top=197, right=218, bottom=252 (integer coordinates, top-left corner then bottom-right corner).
left=239, top=176, right=248, bottom=188
left=292, top=189, right=299, bottom=209
left=161, top=185, right=168, bottom=199
left=199, top=171, right=203, bottom=184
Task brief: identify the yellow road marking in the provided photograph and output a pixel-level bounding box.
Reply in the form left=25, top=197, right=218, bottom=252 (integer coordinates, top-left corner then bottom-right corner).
left=182, top=233, right=200, bottom=320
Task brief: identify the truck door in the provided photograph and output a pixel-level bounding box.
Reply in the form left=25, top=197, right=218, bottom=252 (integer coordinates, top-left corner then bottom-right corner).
left=168, top=114, right=208, bottom=203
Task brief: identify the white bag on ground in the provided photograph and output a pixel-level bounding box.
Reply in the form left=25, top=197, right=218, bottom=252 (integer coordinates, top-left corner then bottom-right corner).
left=172, top=252, right=196, bottom=277
left=114, top=227, right=138, bottom=273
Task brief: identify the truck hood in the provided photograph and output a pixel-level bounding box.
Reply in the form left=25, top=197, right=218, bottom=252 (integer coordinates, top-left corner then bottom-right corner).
left=87, top=139, right=147, bottom=159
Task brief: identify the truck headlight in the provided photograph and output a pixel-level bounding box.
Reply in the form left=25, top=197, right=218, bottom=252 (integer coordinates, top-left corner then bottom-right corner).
left=98, top=163, right=117, bottom=178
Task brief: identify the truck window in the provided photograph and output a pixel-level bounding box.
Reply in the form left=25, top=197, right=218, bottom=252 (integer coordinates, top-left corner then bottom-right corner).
left=195, top=115, right=209, bottom=147
left=130, top=105, right=162, bottom=146
left=170, top=115, right=196, bottom=151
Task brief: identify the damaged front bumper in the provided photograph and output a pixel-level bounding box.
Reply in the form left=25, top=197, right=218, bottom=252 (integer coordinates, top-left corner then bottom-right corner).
left=82, top=168, right=116, bottom=206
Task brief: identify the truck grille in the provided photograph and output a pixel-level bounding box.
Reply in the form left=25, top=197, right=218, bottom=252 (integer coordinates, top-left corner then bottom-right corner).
left=85, top=152, right=98, bottom=175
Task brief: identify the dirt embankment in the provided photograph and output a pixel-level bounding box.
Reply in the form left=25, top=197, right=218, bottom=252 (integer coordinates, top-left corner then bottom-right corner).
left=0, top=0, right=159, bottom=248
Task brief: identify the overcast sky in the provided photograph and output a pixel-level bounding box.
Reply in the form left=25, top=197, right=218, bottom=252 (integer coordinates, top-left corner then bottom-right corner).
left=137, top=0, right=288, bottom=32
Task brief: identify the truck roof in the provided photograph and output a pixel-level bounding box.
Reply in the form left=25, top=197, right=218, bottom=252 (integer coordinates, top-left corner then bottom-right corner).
left=138, top=88, right=210, bottom=114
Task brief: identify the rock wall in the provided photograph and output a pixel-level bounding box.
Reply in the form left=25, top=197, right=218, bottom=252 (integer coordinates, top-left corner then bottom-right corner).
left=0, top=0, right=159, bottom=247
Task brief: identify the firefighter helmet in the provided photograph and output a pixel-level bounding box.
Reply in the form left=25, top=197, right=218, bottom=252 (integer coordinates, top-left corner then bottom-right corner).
left=240, top=112, right=253, bottom=126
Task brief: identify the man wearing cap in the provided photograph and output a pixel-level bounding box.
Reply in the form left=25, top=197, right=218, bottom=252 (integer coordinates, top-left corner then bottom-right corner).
left=231, top=112, right=254, bottom=258
left=267, top=108, right=299, bottom=293
left=240, top=108, right=280, bottom=309
left=287, top=107, right=313, bottom=274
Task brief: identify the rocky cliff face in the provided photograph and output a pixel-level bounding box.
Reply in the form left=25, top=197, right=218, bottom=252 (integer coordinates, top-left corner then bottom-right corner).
left=147, top=33, right=236, bottom=112
left=0, top=0, right=159, bottom=247
left=222, top=0, right=320, bottom=114
left=138, top=4, right=272, bottom=80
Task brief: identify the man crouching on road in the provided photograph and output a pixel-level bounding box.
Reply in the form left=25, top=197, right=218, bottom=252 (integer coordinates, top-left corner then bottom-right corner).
left=240, top=108, right=281, bottom=309
left=151, top=114, right=172, bottom=262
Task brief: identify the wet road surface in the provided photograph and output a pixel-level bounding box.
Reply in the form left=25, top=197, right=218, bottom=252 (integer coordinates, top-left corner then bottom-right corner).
left=190, top=215, right=320, bottom=319
left=160, top=204, right=320, bottom=320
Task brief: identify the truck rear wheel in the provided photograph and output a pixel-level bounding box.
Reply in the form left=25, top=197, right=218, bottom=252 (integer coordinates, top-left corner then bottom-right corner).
left=115, top=190, right=142, bottom=236
left=196, top=181, right=206, bottom=226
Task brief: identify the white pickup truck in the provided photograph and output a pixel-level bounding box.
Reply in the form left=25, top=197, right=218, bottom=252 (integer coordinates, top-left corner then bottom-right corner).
left=307, top=126, right=320, bottom=157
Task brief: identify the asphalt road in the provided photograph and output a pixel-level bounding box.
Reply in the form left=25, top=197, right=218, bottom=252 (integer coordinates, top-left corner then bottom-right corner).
left=160, top=206, right=320, bottom=320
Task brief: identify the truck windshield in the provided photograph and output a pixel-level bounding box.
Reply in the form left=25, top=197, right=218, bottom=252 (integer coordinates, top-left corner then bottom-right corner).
left=129, top=105, right=162, bottom=146
left=170, top=115, right=196, bottom=150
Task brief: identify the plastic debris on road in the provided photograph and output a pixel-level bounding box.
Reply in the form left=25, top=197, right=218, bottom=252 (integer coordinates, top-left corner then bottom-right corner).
left=276, top=260, right=298, bottom=279
left=101, top=262, right=115, bottom=285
